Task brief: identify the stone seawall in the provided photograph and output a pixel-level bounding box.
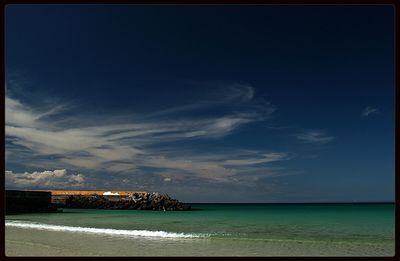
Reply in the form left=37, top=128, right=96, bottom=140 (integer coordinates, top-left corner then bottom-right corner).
left=6, top=190, right=59, bottom=214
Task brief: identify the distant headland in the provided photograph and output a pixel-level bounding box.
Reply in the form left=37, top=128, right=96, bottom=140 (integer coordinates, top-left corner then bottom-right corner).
left=6, top=190, right=191, bottom=214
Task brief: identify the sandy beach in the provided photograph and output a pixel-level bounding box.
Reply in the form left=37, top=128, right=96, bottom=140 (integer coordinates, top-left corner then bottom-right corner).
left=6, top=225, right=394, bottom=257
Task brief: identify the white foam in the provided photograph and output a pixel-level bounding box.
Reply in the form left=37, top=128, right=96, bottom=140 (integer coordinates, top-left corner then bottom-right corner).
left=5, top=221, right=203, bottom=239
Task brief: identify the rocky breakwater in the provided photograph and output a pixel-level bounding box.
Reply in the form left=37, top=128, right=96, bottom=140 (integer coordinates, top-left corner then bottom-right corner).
left=57, top=192, right=191, bottom=211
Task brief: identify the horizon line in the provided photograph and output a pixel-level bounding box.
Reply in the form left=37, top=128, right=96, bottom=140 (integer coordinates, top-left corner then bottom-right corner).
left=186, top=202, right=395, bottom=204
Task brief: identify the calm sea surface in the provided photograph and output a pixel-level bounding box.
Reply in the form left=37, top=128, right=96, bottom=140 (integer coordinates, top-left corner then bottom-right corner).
left=5, top=204, right=395, bottom=256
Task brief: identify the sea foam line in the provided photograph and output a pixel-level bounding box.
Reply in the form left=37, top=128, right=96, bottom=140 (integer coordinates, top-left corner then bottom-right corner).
left=5, top=221, right=203, bottom=239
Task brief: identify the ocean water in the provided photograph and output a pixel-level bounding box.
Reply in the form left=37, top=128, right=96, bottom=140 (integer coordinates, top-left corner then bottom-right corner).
left=5, top=204, right=395, bottom=256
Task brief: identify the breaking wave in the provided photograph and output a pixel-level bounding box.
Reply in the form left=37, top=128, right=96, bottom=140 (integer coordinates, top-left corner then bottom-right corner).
left=5, top=221, right=206, bottom=239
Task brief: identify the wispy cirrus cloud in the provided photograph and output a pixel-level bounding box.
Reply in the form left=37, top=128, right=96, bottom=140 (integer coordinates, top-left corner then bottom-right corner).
left=145, top=83, right=267, bottom=118
left=295, top=130, right=335, bottom=145
left=223, top=152, right=288, bottom=166
left=138, top=149, right=289, bottom=185
left=362, top=106, right=379, bottom=117
left=5, top=82, right=286, bottom=189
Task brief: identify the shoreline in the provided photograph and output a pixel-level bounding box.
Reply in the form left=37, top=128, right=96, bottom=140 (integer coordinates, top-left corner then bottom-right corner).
left=5, top=226, right=394, bottom=257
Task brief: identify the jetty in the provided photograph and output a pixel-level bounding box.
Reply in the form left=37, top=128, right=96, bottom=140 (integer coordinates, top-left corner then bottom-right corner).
left=6, top=190, right=191, bottom=213
left=19, top=190, right=191, bottom=211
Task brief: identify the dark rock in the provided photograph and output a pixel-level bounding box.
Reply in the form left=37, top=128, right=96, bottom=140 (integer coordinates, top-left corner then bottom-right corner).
left=56, top=192, right=191, bottom=211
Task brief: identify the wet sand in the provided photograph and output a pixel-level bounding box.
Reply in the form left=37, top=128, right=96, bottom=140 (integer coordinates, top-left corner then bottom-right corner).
left=5, top=226, right=395, bottom=257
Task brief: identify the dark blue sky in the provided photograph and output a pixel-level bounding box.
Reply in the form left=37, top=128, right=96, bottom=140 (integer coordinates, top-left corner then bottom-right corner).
left=5, top=5, right=395, bottom=202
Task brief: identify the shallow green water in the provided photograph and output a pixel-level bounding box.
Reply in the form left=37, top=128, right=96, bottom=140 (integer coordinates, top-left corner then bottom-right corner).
left=5, top=204, right=395, bottom=256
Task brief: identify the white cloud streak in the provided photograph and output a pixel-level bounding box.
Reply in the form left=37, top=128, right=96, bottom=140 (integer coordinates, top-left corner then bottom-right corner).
left=138, top=150, right=289, bottom=184
left=223, top=153, right=288, bottom=166
left=146, top=83, right=256, bottom=118
left=296, top=130, right=335, bottom=144
left=362, top=106, right=379, bottom=117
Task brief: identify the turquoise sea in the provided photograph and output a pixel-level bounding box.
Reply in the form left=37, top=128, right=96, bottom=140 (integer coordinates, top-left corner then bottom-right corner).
left=5, top=204, right=395, bottom=256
